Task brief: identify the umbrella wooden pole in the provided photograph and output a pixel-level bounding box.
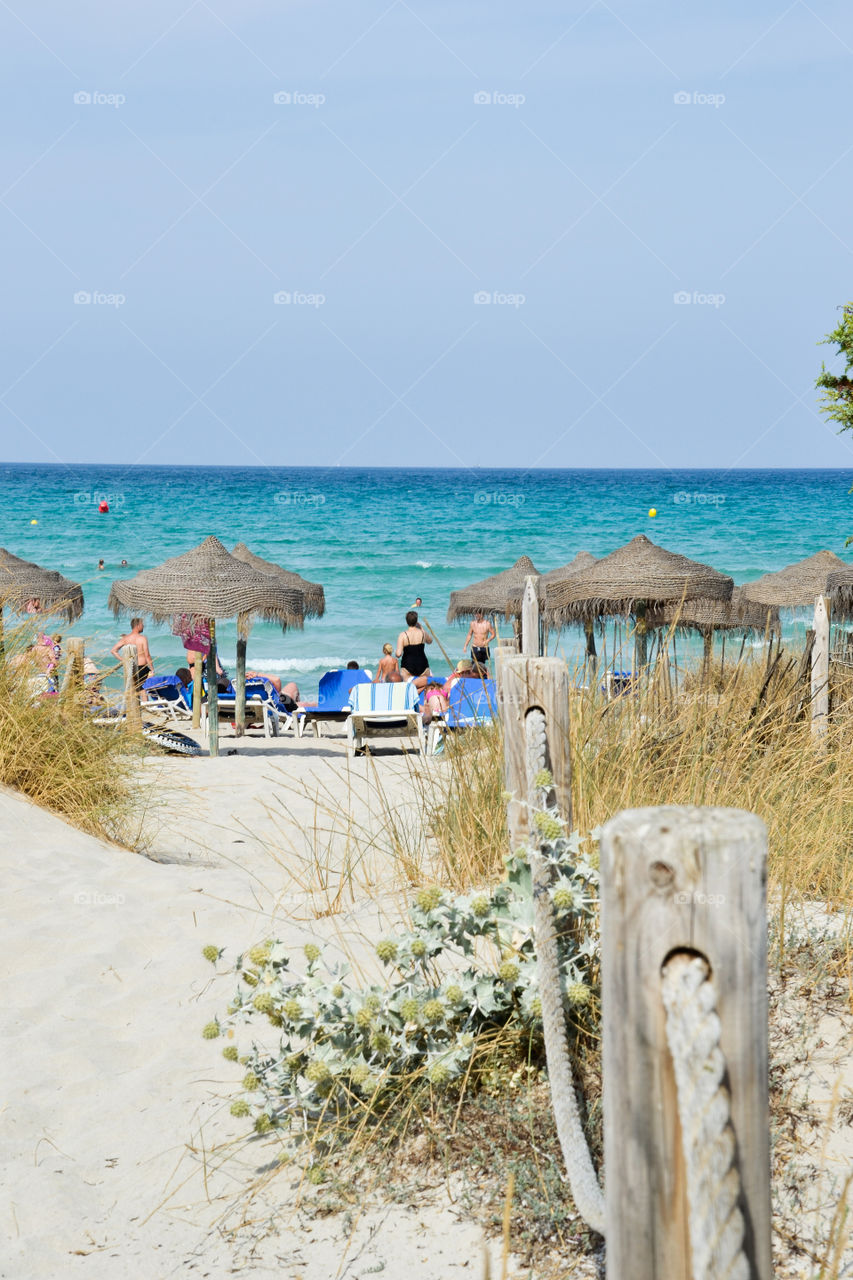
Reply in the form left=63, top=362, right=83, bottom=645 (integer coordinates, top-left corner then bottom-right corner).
left=207, top=619, right=219, bottom=758
left=192, top=655, right=202, bottom=728
left=635, top=602, right=649, bottom=671
left=702, top=630, right=713, bottom=685
left=235, top=612, right=248, bottom=737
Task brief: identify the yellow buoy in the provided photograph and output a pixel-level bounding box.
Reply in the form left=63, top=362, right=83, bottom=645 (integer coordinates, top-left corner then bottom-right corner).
left=648, top=508, right=657, bottom=518
left=30, top=519, right=38, bottom=525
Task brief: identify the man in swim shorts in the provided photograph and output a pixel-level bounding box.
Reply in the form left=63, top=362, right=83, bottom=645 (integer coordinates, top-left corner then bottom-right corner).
left=463, top=609, right=496, bottom=668
left=111, top=618, right=155, bottom=695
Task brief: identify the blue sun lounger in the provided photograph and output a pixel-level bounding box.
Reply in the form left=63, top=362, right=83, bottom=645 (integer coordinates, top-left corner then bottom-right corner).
left=426, top=677, right=497, bottom=754
left=301, top=669, right=371, bottom=738
left=141, top=674, right=193, bottom=721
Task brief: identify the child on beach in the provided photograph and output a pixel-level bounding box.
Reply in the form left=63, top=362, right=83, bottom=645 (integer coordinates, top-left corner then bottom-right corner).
left=373, top=644, right=400, bottom=683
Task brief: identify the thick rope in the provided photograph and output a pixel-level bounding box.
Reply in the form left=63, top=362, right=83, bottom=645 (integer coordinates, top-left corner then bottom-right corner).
left=661, top=953, right=750, bottom=1280
left=525, top=708, right=605, bottom=1235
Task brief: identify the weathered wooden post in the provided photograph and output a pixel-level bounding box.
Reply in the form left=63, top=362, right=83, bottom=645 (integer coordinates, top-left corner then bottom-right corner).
left=811, top=594, right=829, bottom=743
left=235, top=611, right=249, bottom=737
left=600, top=806, right=771, bottom=1280
left=492, top=636, right=519, bottom=700
left=499, top=656, right=572, bottom=850
left=521, top=575, right=541, bottom=657
left=119, top=644, right=142, bottom=734
left=60, top=637, right=85, bottom=702
left=207, top=618, right=219, bottom=758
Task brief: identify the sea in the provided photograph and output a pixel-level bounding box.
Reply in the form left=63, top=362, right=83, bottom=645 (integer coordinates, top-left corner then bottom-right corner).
left=2, top=464, right=852, bottom=698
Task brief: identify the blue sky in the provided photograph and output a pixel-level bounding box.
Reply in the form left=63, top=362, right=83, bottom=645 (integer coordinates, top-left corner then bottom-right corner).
left=2, top=0, right=853, bottom=468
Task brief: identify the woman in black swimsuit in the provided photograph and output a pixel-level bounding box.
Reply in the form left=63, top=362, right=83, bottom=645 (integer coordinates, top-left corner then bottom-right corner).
left=396, top=610, right=432, bottom=685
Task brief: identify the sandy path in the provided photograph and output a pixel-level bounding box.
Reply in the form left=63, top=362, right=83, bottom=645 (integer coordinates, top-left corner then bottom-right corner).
left=0, top=733, right=527, bottom=1278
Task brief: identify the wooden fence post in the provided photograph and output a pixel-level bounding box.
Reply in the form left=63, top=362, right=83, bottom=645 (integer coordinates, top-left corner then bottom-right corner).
left=60, top=637, right=85, bottom=703
left=811, top=594, right=829, bottom=743
left=493, top=636, right=519, bottom=700
left=600, top=806, right=771, bottom=1280
left=521, top=575, right=541, bottom=657
left=119, top=644, right=142, bottom=734
left=499, top=656, right=572, bottom=852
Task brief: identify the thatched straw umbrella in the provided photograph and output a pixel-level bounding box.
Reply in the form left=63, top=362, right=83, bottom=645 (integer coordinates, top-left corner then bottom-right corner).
left=545, top=534, right=733, bottom=669
left=109, top=536, right=304, bottom=754
left=447, top=555, right=542, bottom=625
left=648, top=587, right=780, bottom=674
left=0, top=547, right=84, bottom=624
left=740, top=550, right=845, bottom=608
left=826, top=564, right=853, bottom=619
left=506, top=551, right=598, bottom=660
left=231, top=542, right=325, bottom=618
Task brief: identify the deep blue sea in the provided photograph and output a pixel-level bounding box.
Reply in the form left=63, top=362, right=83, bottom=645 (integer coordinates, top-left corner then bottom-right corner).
left=2, top=465, right=852, bottom=696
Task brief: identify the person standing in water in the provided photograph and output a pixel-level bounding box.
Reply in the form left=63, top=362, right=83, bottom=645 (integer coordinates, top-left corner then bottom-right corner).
left=373, top=643, right=400, bottom=683
left=463, top=609, right=496, bottom=669
left=396, top=610, right=432, bottom=687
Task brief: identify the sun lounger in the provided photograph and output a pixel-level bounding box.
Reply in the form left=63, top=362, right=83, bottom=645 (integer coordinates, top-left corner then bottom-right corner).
left=346, top=678, right=424, bottom=755
left=602, top=669, right=635, bottom=698
left=301, top=669, right=371, bottom=738
left=426, top=677, right=497, bottom=754
left=141, top=674, right=193, bottom=721
left=199, top=678, right=297, bottom=739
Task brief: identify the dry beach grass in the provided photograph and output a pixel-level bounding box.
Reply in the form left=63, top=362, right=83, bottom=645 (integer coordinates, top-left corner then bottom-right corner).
left=2, top=638, right=852, bottom=1275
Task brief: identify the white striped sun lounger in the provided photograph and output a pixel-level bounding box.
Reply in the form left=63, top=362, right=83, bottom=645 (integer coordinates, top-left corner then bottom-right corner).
left=346, top=679, right=424, bottom=755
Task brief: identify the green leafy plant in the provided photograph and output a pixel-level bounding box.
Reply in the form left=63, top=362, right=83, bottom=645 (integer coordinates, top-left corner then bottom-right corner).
left=210, top=823, right=600, bottom=1137
left=817, top=302, right=853, bottom=435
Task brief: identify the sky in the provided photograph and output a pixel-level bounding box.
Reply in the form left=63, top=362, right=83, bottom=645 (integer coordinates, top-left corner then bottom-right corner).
left=2, top=0, right=853, bottom=469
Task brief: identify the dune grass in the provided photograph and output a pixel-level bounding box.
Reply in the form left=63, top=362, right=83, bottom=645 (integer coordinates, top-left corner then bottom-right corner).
left=424, top=646, right=853, bottom=907
left=0, top=630, right=141, bottom=842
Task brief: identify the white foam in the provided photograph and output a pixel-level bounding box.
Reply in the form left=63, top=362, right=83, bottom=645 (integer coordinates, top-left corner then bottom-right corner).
left=248, top=655, right=371, bottom=673
left=416, top=560, right=433, bottom=568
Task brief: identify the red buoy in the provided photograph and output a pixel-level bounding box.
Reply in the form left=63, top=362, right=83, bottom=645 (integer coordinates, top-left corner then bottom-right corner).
left=98, top=500, right=109, bottom=513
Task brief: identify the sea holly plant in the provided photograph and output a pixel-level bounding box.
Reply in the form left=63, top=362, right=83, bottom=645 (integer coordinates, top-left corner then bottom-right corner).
left=206, top=819, right=600, bottom=1137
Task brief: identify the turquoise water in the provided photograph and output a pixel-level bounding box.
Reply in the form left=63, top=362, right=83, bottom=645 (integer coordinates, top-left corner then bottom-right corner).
left=2, top=465, right=852, bottom=696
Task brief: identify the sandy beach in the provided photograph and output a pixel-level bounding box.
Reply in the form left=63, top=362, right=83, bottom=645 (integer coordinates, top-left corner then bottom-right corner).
left=2, top=717, right=851, bottom=1278
left=0, top=732, right=543, bottom=1279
